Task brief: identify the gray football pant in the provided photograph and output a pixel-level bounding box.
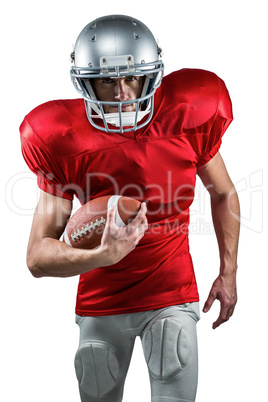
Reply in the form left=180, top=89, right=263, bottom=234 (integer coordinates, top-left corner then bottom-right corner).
left=75, top=302, right=200, bottom=402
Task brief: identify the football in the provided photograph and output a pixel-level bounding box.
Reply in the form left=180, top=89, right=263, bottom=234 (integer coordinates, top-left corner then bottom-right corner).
left=63, top=195, right=141, bottom=249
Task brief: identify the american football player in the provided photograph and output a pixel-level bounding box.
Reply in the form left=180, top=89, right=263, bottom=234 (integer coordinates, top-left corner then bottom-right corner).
left=20, top=15, right=240, bottom=402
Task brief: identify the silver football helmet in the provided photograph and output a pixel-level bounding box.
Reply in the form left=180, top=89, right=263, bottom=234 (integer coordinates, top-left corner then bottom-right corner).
left=70, top=15, right=164, bottom=133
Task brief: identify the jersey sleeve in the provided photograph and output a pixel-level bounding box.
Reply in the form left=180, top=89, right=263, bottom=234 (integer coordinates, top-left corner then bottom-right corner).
left=20, top=117, right=74, bottom=200
left=197, top=75, right=233, bottom=166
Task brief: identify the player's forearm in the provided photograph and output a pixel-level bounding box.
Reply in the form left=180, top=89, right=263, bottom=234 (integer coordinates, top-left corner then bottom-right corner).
left=27, top=237, right=108, bottom=278
left=210, top=188, right=240, bottom=275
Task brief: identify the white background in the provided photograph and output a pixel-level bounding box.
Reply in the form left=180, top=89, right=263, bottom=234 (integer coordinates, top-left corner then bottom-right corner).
left=1, top=0, right=267, bottom=401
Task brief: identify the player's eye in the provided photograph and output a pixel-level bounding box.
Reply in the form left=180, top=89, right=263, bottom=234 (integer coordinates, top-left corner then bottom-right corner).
left=125, top=76, right=136, bottom=82
left=102, top=78, right=114, bottom=84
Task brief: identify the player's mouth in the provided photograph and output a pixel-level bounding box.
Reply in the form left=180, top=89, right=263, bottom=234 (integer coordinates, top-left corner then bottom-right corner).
left=111, top=104, right=133, bottom=112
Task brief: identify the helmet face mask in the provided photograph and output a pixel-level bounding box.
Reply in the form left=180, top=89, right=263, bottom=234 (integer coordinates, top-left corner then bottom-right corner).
left=70, top=15, right=164, bottom=133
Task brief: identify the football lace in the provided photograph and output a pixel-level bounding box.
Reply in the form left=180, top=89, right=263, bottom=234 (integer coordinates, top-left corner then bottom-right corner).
left=71, top=217, right=106, bottom=242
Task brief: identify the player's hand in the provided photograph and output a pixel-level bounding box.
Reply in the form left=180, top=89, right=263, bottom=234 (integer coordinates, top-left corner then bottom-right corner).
left=202, top=272, right=237, bottom=329
left=99, top=202, right=148, bottom=266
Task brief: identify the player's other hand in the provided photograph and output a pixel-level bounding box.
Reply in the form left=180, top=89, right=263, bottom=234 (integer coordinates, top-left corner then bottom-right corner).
left=99, top=202, right=148, bottom=266
left=203, top=273, right=237, bottom=329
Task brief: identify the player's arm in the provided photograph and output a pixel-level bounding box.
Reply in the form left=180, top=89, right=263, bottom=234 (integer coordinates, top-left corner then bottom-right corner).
left=27, top=190, right=148, bottom=278
left=197, top=152, right=240, bottom=329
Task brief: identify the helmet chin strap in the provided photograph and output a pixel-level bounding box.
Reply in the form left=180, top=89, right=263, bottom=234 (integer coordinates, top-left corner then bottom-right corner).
left=85, top=100, right=151, bottom=128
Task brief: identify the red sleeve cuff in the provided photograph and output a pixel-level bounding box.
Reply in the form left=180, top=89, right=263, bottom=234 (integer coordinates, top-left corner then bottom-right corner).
left=37, top=176, right=74, bottom=200
left=196, top=139, right=222, bottom=166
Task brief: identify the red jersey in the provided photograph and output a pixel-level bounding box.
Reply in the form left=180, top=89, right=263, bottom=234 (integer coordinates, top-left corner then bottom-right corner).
left=20, top=69, right=233, bottom=316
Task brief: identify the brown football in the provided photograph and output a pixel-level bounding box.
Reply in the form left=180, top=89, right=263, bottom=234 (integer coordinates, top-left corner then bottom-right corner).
left=62, top=195, right=141, bottom=249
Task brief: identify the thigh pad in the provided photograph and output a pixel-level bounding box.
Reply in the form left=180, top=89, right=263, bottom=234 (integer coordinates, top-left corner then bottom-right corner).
left=75, top=341, right=119, bottom=398
left=142, top=318, right=191, bottom=381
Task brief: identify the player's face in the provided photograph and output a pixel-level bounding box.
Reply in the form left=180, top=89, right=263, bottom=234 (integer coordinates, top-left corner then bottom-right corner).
left=93, top=76, right=144, bottom=113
